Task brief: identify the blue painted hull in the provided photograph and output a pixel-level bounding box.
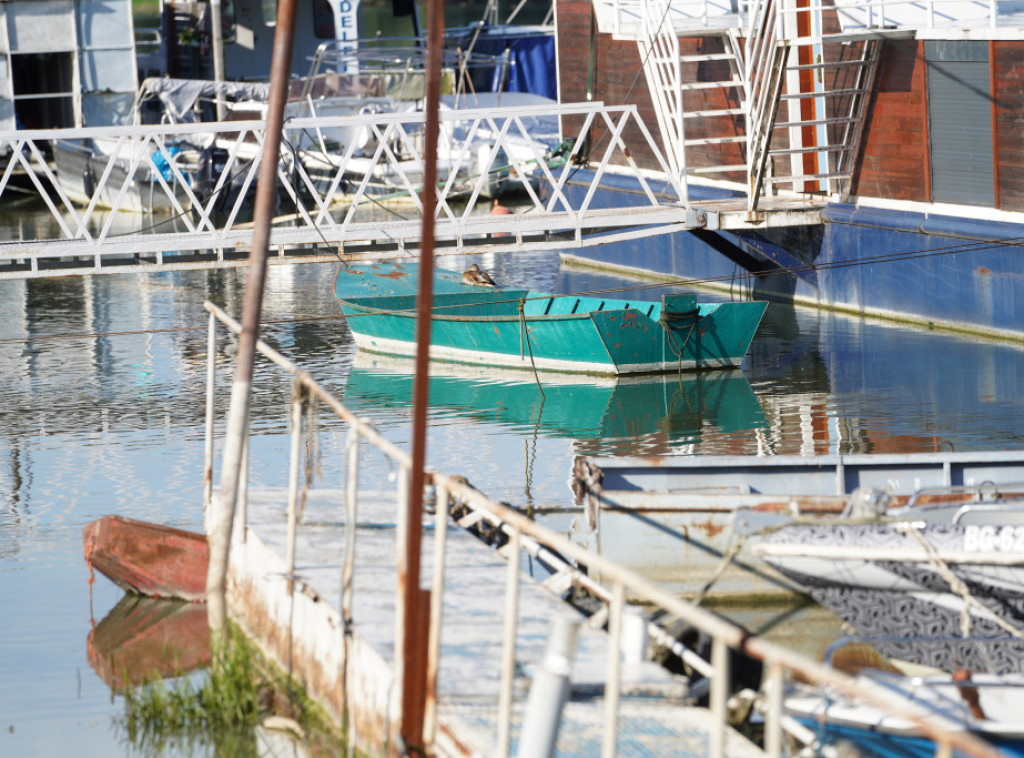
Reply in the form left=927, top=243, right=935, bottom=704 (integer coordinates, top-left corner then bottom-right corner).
left=555, top=171, right=1024, bottom=340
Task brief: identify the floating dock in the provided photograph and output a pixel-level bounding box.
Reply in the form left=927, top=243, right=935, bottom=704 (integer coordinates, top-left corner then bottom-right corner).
left=227, top=485, right=765, bottom=756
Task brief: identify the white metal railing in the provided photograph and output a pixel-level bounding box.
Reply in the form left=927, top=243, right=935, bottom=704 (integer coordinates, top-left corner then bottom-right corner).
left=203, top=298, right=1009, bottom=758
left=0, top=102, right=699, bottom=278
left=638, top=0, right=688, bottom=183
left=597, top=0, right=1013, bottom=37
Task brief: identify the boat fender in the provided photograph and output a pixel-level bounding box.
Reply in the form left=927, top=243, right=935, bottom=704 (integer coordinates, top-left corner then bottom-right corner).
left=843, top=486, right=891, bottom=519
left=82, top=167, right=95, bottom=199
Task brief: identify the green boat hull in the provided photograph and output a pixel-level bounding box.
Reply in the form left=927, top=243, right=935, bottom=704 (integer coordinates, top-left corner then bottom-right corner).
left=335, top=263, right=767, bottom=376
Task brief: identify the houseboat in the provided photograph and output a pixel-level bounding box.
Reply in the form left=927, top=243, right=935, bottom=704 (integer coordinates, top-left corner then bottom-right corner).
left=550, top=0, right=1024, bottom=341
left=0, top=0, right=138, bottom=130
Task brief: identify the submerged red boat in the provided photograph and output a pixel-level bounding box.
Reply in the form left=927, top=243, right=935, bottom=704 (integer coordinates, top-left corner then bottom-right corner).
left=83, top=515, right=209, bottom=602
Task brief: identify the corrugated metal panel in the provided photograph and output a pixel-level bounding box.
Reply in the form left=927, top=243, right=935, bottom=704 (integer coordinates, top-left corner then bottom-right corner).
left=926, top=40, right=994, bottom=206
left=77, top=0, right=137, bottom=124
left=0, top=10, right=13, bottom=131
left=6, top=0, right=75, bottom=53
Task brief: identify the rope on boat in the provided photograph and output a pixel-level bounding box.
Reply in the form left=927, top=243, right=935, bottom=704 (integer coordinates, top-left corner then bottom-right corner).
left=900, top=524, right=1024, bottom=640
left=517, top=298, right=546, bottom=400
left=659, top=306, right=700, bottom=380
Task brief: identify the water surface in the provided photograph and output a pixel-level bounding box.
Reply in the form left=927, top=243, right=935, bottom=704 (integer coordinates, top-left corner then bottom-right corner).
left=3, top=249, right=1024, bottom=755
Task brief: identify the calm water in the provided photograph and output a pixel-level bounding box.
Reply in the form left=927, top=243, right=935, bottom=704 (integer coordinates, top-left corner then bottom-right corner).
left=4, top=246, right=1024, bottom=756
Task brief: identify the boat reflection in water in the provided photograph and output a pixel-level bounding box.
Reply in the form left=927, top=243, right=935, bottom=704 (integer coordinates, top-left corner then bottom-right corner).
left=342, top=352, right=767, bottom=449
left=87, top=594, right=211, bottom=693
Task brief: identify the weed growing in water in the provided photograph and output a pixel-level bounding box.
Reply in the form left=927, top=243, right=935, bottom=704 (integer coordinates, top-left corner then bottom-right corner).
left=121, top=626, right=338, bottom=756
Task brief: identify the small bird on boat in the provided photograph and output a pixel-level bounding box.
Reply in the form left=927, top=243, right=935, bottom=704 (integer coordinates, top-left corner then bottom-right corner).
left=462, top=263, right=498, bottom=287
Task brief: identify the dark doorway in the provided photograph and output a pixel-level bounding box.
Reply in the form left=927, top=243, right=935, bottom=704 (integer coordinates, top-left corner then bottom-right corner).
left=11, top=51, right=75, bottom=129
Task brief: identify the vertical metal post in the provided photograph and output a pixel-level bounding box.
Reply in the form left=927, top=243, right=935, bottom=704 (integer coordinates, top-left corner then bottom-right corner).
left=206, top=0, right=298, bottom=633
left=203, top=312, right=217, bottom=516
left=285, top=395, right=303, bottom=580
left=393, top=461, right=414, bottom=753
left=765, top=661, right=783, bottom=758
left=518, top=614, right=580, bottom=758
left=338, top=425, right=360, bottom=738
left=400, top=0, right=445, bottom=750
left=209, top=0, right=227, bottom=120
left=602, top=583, right=625, bottom=758
left=342, top=427, right=361, bottom=629
left=423, top=483, right=450, bottom=746
left=237, top=429, right=249, bottom=544
left=497, top=526, right=521, bottom=758
left=709, top=637, right=730, bottom=758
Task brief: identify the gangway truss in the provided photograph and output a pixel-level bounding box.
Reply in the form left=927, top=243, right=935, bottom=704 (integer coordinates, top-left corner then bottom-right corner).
left=0, top=102, right=748, bottom=281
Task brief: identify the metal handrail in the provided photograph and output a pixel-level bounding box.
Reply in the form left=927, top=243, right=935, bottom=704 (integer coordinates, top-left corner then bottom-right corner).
left=0, top=101, right=692, bottom=276
left=203, top=298, right=1007, bottom=758
left=600, top=0, right=1007, bottom=34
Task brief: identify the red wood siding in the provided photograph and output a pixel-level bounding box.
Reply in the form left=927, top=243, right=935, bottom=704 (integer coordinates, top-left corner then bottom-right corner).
left=850, top=40, right=929, bottom=202
left=994, top=42, right=1024, bottom=212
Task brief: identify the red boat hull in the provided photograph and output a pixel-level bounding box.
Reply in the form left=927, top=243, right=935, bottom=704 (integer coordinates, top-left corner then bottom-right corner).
left=83, top=515, right=209, bottom=602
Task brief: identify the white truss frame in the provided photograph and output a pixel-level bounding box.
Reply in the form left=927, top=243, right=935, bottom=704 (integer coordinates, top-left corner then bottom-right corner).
left=0, top=102, right=706, bottom=280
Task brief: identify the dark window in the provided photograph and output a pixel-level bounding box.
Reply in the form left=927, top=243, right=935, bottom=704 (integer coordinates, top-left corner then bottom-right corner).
left=11, top=52, right=74, bottom=129
left=313, top=0, right=334, bottom=38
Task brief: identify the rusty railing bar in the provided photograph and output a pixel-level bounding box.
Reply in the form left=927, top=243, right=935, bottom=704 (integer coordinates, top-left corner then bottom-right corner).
left=204, top=311, right=217, bottom=513
left=709, top=637, right=729, bottom=758
left=285, top=392, right=303, bottom=579
left=342, top=425, right=361, bottom=629
left=765, top=661, right=784, bottom=758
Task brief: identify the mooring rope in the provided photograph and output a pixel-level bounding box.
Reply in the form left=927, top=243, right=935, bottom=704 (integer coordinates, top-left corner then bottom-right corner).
left=659, top=306, right=700, bottom=380
left=900, top=524, right=1024, bottom=640
left=517, top=298, right=546, bottom=399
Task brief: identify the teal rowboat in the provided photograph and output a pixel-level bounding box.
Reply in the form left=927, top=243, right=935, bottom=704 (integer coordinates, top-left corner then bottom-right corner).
left=334, top=262, right=767, bottom=376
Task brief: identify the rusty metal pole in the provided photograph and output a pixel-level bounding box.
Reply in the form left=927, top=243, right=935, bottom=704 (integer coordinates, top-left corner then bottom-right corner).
left=399, top=0, right=444, bottom=751
left=206, top=0, right=298, bottom=635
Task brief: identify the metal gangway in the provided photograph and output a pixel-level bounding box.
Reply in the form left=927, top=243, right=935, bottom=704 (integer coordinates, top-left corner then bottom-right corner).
left=0, top=101, right=745, bottom=281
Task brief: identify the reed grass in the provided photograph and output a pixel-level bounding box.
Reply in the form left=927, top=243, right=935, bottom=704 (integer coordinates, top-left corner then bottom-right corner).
left=121, top=626, right=338, bottom=755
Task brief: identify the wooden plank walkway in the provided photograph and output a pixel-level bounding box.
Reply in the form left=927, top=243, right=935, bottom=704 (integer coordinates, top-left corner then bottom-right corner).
left=229, top=486, right=766, bottom=757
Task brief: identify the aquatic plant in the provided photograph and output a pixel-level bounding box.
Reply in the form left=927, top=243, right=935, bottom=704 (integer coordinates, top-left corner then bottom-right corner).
left=121, top=626, right=339, bottom=756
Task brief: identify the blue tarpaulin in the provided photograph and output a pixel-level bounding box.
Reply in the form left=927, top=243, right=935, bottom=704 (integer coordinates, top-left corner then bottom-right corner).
left=503, top=35, right=557, bottom=100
